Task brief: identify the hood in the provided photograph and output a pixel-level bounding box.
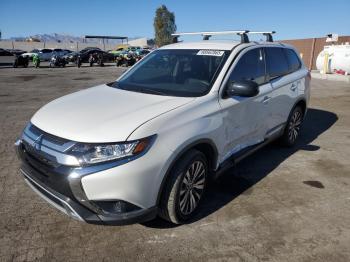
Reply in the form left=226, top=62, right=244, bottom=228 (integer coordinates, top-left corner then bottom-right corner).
left=31, top=84, right=194, bottom=142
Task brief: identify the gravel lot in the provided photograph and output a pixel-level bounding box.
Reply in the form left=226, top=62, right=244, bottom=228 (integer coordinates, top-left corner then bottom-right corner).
left=0, top=65, right=349, bottom=262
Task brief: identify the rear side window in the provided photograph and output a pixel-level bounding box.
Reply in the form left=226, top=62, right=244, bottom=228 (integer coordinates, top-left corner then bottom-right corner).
left=230, top=48, right=266, bottom=85
left=265, top=47, right=289, bottom=79
left=284, top=48, right=301, bottom=73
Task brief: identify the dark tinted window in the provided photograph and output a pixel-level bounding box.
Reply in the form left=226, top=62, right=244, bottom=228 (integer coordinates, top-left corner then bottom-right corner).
left=265, top=47, right=289, bottom=78
left=41, top=49, right=52, bottom=53
left=0, top=50, right=13, bottom=56
left=230, top=48, right=265, bottom=85
left=284, top=48, right=301, bottom=73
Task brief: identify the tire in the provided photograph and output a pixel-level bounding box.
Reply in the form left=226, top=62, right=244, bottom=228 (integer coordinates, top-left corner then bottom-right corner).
left=159, top=149, right=208, bottom=224
left=280, top=106, right=304, bottom=147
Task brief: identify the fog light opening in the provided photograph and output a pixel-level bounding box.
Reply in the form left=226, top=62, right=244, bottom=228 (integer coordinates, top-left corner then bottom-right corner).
left=92, top=200, right=141, bottom=215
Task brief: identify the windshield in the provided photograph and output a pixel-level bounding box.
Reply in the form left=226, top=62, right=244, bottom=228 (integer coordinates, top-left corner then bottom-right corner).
left=113, top=49, right=229, bottom=97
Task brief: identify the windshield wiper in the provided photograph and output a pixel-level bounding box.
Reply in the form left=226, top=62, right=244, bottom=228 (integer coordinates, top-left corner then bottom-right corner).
left=112, top=82, right=168, bottom=96
left=138, top=88, right=167, bottom=96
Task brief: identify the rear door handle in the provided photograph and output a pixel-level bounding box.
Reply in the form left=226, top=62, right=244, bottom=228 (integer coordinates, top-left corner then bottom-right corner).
left=262, top=96, right=271, bottom=104
left=290, top=83, right=297, bottom=91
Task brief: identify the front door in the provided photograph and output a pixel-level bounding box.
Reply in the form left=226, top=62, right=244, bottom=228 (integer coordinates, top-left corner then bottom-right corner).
left=218, top=47, right=272, bottom=162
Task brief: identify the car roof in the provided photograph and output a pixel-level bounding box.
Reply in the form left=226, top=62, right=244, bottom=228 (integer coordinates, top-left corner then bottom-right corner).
left=159, top=40, right=290, bottom=51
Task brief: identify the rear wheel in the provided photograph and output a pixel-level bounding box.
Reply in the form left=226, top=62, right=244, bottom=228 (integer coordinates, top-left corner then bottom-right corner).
left=280, top=106, right=304, bottom=147
left=159, top=149, right=208, bottom=224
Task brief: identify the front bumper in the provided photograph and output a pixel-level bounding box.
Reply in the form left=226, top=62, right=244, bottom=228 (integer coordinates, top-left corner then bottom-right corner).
left=15, top=139, right=158, bottom=225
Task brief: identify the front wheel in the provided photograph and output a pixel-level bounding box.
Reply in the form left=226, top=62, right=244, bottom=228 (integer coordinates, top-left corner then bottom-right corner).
left=159, top=149, right=208, bottom=224
left=280, top=106, right=304, bottom=147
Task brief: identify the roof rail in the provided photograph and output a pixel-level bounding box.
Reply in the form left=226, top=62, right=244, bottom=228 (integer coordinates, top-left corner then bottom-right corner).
left=172, top=30, right=249, bottom=43
left=171, top=30, right=276, bottom=43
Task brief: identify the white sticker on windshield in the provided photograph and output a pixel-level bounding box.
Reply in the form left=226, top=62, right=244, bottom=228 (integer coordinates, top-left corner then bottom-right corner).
left=197, top=50, right=224, bottom=56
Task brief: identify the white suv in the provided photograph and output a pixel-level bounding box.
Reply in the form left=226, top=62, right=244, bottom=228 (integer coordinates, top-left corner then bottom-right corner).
left=15, top=31, right=310, bottom=225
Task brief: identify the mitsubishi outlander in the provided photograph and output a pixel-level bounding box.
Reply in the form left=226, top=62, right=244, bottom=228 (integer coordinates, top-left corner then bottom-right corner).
left=15, top=31, right=310, bottom=225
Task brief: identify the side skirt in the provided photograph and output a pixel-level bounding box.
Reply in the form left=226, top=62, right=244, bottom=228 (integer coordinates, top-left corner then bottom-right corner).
left=213, top=126, right=284, bottom=180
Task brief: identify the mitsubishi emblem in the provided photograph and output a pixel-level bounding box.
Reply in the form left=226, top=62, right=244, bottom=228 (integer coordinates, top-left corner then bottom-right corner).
left=32, top=134, right=43, bottom=150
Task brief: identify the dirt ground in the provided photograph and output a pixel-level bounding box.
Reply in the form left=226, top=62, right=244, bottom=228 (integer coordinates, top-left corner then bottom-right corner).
left=0, top=65, right=349, bottom=262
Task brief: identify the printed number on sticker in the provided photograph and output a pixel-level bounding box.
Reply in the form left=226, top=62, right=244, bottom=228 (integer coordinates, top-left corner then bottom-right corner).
left=197, top=50, right=224, bottom=56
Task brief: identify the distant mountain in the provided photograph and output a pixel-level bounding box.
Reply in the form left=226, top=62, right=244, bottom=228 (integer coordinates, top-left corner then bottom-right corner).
left=9, top=33, right=142, bottom=44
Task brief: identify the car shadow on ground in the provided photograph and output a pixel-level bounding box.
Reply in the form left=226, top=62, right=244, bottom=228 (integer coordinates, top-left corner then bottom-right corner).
left=142, top=108, right=338, bottom=228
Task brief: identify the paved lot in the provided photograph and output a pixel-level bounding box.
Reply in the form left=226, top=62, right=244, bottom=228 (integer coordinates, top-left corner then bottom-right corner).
left=0, top=66, right=349, bottom=262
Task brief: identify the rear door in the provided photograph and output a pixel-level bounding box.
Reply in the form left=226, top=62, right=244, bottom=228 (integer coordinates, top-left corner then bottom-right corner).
left=218, top=47, right=272, bottom=162
left=264, top=47, right=300, bottom=136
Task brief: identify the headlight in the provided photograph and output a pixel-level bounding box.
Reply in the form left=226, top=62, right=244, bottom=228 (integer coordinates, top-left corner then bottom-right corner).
left=70, top=136, right=155, bottom=165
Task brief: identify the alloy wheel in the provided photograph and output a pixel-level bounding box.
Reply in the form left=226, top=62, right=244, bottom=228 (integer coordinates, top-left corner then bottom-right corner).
left=288, top=109, right=302, bottom=143
left=179, top=161, right=206, bottom=215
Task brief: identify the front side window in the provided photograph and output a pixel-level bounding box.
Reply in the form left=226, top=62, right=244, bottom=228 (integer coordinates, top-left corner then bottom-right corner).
left=229, top=48, right=266, bottom=85
left=265, top=47, right=289, bottom=79
left=114, top=49, right=229, bottom=97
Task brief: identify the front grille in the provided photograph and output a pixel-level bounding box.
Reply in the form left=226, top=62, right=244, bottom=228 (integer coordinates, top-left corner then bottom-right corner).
left=17, top=123, right=80, bottom=201
left=28, top=124, right=69, bottom=146
left=22, top=140, right=58, bottom=169
left=21, top=144, right=51, bottom=178
left=21, top=123, right=78, bottom=168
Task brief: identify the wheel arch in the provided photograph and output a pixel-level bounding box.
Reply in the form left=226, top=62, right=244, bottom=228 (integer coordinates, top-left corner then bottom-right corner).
left=295, top=98, right=307, bottom=116
left=156, top=139, right=218, bottom=206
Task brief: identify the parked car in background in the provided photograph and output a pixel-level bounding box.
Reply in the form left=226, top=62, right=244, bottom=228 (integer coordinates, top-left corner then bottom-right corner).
left=21, top=48, right=72, bottom=61
left=52, top=49, right=72, bottom=57
left=0, top=48, right=16, bottom=65
left=69, top=49, right=115, bottom=64
left=13, top=55, right=29, bottom=68
left=21, top=49, right=52, bottom=61
left=79, top=47, right=101, bottom=53
left=109, top=47, right=127, bottom=56
left=6, top=49, right=26, bottom=56
left=63, top=51, right=79, bottom=63
left=49, top=54, right=67, bottom=67
left=0, top=49, right=29, bottom=67
left=21, top=49, right=39, bottom=60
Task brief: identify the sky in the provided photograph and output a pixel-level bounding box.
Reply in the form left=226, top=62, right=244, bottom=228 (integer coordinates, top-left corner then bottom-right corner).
left=1, top=0, right=350, bottom=40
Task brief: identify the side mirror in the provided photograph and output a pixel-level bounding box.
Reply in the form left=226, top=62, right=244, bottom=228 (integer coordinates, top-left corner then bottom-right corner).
left=225, top=80, right=259, bottom=97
